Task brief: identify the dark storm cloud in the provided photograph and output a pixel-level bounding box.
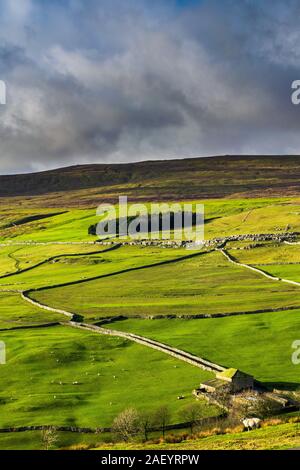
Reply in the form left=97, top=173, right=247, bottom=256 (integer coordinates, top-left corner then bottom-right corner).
left=0, top=0, right=300, bottom=173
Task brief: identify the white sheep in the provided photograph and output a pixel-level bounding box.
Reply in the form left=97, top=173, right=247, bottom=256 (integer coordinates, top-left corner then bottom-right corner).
left=242, top=417, right=261, bottom=431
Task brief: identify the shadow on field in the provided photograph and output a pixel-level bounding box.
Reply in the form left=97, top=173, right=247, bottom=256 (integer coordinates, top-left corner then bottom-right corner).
left=263, top=381, right=300, bottom=391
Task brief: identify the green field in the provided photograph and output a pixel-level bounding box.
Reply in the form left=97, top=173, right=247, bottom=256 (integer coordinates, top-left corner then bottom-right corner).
left=0, top=245, right=189, bottom=291
left=0, top=243, right=110, bottom=277
left=110, top=309, right=300, bottom=389
left=0, top=325, right=217, bottom=429
left=30, top=250, right=300, bottom=321
left=227, top=244, right=300, bottom=265
left=0, top=196, right=300, bottom=450
left=0, top=292, right=62, bottom=329
left=0, top=197, right=300, bottom=243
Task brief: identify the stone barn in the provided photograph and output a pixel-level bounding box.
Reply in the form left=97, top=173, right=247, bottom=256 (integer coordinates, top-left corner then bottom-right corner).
left=199, top=368, right=254, bottom=394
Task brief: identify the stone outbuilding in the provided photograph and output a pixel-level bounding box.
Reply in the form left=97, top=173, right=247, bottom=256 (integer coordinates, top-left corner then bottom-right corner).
left=199, top=368, right=254, bottom=394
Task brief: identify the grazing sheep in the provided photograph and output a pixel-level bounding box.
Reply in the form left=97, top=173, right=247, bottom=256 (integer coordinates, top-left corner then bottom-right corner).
left=242, top=418, right=261, bottom=431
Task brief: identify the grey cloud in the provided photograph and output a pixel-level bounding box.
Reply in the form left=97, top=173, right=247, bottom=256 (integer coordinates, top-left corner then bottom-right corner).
left=0, top=0, right=300, bottom=173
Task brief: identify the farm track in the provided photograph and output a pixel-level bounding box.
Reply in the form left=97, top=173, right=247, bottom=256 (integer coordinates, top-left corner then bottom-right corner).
left=7, top=249, right=22, bottom=273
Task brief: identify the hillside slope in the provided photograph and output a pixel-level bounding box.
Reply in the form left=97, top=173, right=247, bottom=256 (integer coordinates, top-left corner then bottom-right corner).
left=1, top=155, right=300, bottom=205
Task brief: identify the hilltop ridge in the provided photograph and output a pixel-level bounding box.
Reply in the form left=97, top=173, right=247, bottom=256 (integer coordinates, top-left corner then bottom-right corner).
left=1, top=155, right=300, bottom=205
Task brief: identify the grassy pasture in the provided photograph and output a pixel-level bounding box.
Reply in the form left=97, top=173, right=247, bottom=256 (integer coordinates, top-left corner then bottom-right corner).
left=0, top=325, right=216, bottom=428
left=0, top=292, right=62, bottom=329
left=0, top=244, right=110, bottom=277
left=258, top=264, right=300, bottom=283
left=227, top=244, right=300, bottom=265
left=0, top=245, right=188, bottom=291
left=228, top=243, right=300, bottom=282
left=31, top=250, right=300, bottom=321
left=0, top=197, right=298, bottom=243
left=0, top=246, right=22, bottom=276
left=205, top=200, right=300, bottom=238
left=0, top=197, right=299, bottom=450
left=111, top=309, right=300, bottom=389
left=0, top=209, right=98, bottom=243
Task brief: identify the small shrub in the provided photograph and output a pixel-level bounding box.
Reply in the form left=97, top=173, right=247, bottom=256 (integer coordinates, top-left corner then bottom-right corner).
left=164, top=434, right=183, bottom=444
left=224, top=425, right=244, bottom=434
left=288, top=416, right=300, bottom=424
left=66, top=443, right=90, bottom=451
left=196, top=427, right=223, bottom=438
left=261, top=418, right=283, bottom=428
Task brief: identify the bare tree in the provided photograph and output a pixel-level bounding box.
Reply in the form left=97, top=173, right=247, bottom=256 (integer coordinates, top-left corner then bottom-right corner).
left=41, top=427, right=58, bottom=451
left=112, top=408, right=141, bottom=442
left=250, top=396, right=282, bottom=418
left=179, top=402, right=203, bottom=434
left=153, top=405, right=171, bottom=438
left=139, top=412, right=153, bottom=442
left=212, top=386, right=231, bottom=410
left=231, top=392, right=282, bottom=421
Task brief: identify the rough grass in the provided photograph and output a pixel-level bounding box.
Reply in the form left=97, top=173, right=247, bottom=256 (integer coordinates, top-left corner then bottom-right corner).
left=2, top=155, right=300, bottom=204
left=1, top=419, right=300, bottom=450
left=95, top=421, right=300, bottom=450
left=0, top=430, right=108, bottom=450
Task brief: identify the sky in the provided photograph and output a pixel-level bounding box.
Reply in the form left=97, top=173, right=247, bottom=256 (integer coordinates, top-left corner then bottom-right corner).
left=0, top=0, right=300, bottom=173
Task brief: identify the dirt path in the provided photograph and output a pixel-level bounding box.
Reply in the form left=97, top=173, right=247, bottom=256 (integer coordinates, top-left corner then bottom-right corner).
left=7, top=249, right=21, bottom=273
